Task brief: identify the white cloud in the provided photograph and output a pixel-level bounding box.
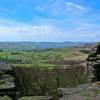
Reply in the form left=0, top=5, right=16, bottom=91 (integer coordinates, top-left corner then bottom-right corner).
left=0, top=19, right=65, bottom=41
left=0, top=18, right=99, bottom=42
left=65, top=2, right=87, bottom=15
left=66, top=2, right=85, bottom=10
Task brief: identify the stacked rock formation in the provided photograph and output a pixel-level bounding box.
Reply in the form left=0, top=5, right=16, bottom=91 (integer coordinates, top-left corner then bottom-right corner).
left=84, top=43, right=100, bottom=82
left=0, top=62, right=19, bottom=100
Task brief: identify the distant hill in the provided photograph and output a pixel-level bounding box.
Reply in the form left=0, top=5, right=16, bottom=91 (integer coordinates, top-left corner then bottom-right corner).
left=0, top=42, right=95, bottom=51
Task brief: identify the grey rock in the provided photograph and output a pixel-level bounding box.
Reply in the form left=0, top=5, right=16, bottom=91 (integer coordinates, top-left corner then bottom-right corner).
left=18, top=96, right=53, bottom=100
left=0, top=62, right=18, bottom=100
left=84, top=43, right=100, bottom=82
left=0, top=62, right=12, bottom=71
left=58, top=82, right=100, bottom=100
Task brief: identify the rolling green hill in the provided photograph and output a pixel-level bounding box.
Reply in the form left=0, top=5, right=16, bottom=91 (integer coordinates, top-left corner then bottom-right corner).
left=0, top=42, right=88, bottom=51
left=0, top=47, right=87, bottom=68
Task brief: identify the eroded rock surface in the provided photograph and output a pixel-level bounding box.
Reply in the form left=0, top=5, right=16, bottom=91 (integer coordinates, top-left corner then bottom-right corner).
left=0, top=96, right=12, bottom=100
left=0, top=62, right=18, bottom=100
left=84, top=43, right=100, bottom=82
left=18, top=96, right=53, bottom=100
left=58, top=82, right=100, bottom=100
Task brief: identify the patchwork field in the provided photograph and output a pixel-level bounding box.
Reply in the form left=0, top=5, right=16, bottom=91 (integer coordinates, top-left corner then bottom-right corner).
left=0, top=47, right=88, bottom=68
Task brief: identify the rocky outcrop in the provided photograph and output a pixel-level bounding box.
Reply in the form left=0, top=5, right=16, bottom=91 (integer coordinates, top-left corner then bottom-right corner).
left=84, top=43, right=100, bottom=82
left=0, top=62, right=19, bottom=100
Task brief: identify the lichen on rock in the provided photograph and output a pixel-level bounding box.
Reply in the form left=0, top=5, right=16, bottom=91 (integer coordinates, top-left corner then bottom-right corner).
left=0, top=96, right=12, bottom=100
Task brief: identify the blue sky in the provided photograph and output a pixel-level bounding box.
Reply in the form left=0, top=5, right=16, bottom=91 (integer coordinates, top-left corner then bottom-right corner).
left=0, top=0, right=100, bottom=42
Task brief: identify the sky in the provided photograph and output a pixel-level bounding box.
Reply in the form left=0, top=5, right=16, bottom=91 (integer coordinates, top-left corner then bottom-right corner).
left=0, top=0, right=100, bottom=42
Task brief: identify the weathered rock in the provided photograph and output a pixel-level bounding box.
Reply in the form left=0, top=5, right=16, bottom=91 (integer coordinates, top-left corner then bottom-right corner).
left=84, top=43, right=100, bottom=82
left=58, top=82, right=100, bottom=100
left=0, top=62, right=19, bottom=100
left=18, top=96, right=53, bottom=100
left=0, top=63, right=12, bottom=71
left=96, top=54, right=100, bottom=60
left=0, top=96, right=12, bottom=100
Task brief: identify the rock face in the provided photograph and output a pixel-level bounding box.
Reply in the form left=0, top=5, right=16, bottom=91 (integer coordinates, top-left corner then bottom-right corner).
left=0, top=62, right=19, bottom=100
left=84, top=43, right=100, bottom=82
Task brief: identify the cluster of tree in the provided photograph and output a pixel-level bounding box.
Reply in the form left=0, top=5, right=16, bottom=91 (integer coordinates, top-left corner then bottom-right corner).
left=0, top=57, right=22, bottom=63
left=14, top=65, right=85, bottom=97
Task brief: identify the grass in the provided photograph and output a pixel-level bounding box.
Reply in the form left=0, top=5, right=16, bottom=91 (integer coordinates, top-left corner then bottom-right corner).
left=85, top=98, right=91, bottom=100
left=11, top=63, right=56, bottom=69
left=0, top=47, right=87, bottom=69
left=80, top=91, right=91, bottom=97
left=95, top=90, right=100, bottom=94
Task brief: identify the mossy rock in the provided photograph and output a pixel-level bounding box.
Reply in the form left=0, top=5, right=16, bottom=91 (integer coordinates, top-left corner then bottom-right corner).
left=18, top=96, right=52, bottom=100
left=0, top=96, right=12, bottom=100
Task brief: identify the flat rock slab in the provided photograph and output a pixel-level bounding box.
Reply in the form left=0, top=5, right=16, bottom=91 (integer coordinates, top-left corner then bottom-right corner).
left=18, top=96, right=53, bottom=100
left=0, top=96, right=12, bottom=100
left=0, top=62, right=12, bottom=71
left=59, top=82, right=100, bottom=100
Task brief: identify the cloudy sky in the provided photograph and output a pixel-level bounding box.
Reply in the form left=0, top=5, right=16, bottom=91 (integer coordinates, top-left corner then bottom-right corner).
left=0, top=0, right=100, bottom=42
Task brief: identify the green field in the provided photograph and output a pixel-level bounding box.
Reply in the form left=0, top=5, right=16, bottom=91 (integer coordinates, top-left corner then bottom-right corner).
left=0, top=47, right=87, bottom=68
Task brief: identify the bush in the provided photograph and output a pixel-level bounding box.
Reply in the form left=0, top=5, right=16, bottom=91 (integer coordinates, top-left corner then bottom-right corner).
left=14, top=65, right=85, bottom=96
